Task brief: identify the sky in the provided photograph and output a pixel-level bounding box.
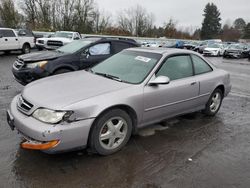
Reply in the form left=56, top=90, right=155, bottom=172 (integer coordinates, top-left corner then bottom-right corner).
left=95, top=0, right=250, bottom=30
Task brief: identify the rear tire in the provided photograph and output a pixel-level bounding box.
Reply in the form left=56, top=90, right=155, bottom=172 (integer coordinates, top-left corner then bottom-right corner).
left=203, top=89, right=223, bottom=116
left=22, top=43, right=31, bottom=54
left=89, top=109, right=132, bottom=155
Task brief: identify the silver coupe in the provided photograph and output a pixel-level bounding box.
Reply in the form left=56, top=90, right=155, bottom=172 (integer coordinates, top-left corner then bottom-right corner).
left=7, top=48, right=231, bottom=155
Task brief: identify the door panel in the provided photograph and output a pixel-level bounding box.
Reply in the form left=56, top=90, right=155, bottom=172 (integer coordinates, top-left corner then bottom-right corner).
left=143, top=77, right=199, bottom=123
left=142, top=54, right=200, bottom=124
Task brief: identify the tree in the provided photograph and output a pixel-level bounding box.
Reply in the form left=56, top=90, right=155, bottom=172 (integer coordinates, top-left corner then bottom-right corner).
left=117, top=5, right=154, bottom=37
left=164, top=18, right=177, bottom=38
left=242, top=23, right=250, bottom=39
left=221, top=24, right=241, bottom=42
left=234, top=18, right=246, bottom=30
left=200, top=3, right=221, bottom=39
left=0, top=0, right=22, bottom=28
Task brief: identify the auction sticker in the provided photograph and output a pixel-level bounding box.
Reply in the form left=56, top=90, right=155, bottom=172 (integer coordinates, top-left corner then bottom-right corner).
left=135, top=56, right=151, bottom=63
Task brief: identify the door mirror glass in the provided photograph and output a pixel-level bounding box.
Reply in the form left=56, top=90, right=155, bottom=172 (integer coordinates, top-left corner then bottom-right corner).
left=148, top=76, right=170, bottom=86
left=82, top=49, right=90, bottom=59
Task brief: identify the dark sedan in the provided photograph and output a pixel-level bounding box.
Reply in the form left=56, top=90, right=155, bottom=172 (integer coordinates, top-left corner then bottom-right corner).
left=223, top=44, right=250, bottom=58
left=12, top=38, right=140, bottom=85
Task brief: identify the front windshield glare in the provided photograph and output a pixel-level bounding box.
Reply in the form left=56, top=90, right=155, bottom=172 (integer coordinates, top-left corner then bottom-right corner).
left=91, top=51, right=161, bottom=84
left=57, top=40, right=92, bottom=54
left=55, top=32, right=73, bottom=39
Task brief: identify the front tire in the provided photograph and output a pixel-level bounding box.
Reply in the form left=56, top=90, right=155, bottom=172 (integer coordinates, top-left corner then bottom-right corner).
left=89, top=109, right=132, bottom=155
left=203, top=89, right=223, bottom=116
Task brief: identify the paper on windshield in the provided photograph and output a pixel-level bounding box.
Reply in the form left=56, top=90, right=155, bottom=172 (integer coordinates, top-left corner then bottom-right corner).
left=135, top=56, right=151, bottom=63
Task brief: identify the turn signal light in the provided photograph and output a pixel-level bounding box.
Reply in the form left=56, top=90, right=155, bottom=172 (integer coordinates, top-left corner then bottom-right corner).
left=21, top=140, right=59, bottom=150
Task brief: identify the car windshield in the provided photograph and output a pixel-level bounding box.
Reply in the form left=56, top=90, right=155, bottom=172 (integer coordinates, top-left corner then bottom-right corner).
left=91, top=50, right=162, bottom=84
left=207, top=43, right=220, bottom=48
left=56, top=40, right=92, bottom=54
left=228, top=44, right=244, bottom=50
left=54, top=32, right=73, bottom=39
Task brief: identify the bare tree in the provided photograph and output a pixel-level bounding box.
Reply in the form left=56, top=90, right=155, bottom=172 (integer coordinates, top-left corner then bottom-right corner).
left=92, top=9, right=111, bottom=34
left=117, top=5, right=154, bottom=36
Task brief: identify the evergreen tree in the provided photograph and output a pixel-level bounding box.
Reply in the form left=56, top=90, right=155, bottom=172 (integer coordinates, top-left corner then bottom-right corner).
left=242, top=23, right=250, bottom=39
left=200, top=3, right=221, bottom=39
left=0, top=0, right=21, bottom=28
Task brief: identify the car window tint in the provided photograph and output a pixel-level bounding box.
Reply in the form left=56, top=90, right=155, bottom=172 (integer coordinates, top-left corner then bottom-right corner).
left=156, top=55, right=193, bottom=80
left=191, top=55, right=212, bottom=75
left=89, top=43, right=110, bottom=55
left=1, top=30, right=15, bottom=37
left=113, top=42, right=132, bottom=53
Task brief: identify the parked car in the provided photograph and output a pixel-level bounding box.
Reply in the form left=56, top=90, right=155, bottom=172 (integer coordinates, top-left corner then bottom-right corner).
left=203, top=43, right=225, bottom=56
left=12, top=37, right=140, bottom=85
left=35, top=31, right=81, bottom=50
left=193, top=41, right=207, bottom=53
left=223, top=44, right=250, bottom=58
left=0, top=28, right=35, bottom=54
left=183, top=41, right=200, bottom=50
left=7, top=48, right=231, bottom=155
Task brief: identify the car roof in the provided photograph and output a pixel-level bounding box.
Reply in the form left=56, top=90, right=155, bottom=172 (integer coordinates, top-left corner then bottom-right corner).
left=0, top=28, right=12, bottom=30
left=126, top=47, right=195, bottom=55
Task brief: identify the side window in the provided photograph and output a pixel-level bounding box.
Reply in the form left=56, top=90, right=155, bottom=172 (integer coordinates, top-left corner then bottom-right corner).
left=156, top=55, right=193, bottom=81
left=89, top=43, right=111, bottom=55
left=112, top=42, right=131, bottom=53
left=191, top=55, right=212, bottom=75
left=1, top=30, right=15, bottom=37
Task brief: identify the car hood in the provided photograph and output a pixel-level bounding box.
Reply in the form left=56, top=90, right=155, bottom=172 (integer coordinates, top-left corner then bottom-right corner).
left=22, top=71, right=131, bottom=109
left=47, top=37, right=72, bottom=43
left=18, top=51, right=63, bottom=62
left=226, top=48, right=241, bottom=52
left=204, top=47, right=220, bottom=51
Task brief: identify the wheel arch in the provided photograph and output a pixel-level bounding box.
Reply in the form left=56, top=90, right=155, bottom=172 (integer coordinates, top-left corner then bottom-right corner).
left=52, top=65, right=76, bottom=74
left=214, top=84, right=225, bottom=97
left=91, top=104, right=138, bottom=136
left=22, top=42, right=31, bottom=48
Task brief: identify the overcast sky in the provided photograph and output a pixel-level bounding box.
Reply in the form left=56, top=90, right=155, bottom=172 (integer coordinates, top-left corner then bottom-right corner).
left=95, top=0, right=250, bottom=30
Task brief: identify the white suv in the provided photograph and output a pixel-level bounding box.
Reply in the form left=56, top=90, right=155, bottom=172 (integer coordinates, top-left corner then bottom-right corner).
left=0, top=28, right=35, bottom=54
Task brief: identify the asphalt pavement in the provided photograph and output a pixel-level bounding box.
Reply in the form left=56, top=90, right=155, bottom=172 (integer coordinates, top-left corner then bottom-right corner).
left=0, top=51, right=250, bottom=188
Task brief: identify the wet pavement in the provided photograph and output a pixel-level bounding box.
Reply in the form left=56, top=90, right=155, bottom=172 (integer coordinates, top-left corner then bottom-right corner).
left=0, top=52, right=250, bottom=188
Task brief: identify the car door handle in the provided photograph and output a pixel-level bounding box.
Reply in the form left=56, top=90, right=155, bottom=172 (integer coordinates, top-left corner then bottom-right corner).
left=5, top=39, right=8, bottom=41
left=190, top=82, right=197, bottom=85
left=15, top=38, right=18, bottom=41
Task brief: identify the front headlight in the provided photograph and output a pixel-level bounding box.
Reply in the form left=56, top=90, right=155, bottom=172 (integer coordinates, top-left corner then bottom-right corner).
left=26, top=61, right=48, bottom=69
left=32, top=108, right=73, bottom=124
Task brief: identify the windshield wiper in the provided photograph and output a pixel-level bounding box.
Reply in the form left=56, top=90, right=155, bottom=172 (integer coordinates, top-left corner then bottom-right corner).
left=93, top=71, right=122, bottom=82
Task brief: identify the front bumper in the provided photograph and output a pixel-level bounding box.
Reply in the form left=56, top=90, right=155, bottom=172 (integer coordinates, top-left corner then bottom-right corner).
left=7, top=96, right=95, bottom=153
left=12, top=66, right=48, bottom=85
left=203, top=51, right=219, bottom=56
left=224, top=52, right=242, bottom=58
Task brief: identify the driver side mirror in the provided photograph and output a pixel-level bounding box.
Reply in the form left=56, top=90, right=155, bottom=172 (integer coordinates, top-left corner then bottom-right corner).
left=148, top=76, right=170, bottom=86
left=0, top=35, right=3, bottom=38
left=18, top=31, right=26, bottom=36
left=82, top=49, right=90, bottom=59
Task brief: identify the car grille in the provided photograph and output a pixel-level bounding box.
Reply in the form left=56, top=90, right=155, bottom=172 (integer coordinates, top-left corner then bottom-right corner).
left=17, top=95, right=34, bottom=113
left=47, top=40, right=63, bottom=46
left=13, top=58, right=25, bottom=70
